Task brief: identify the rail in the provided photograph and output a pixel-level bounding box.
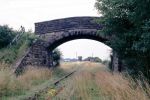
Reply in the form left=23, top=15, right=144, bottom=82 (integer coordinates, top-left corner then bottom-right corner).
left=24, top=70, right=77, bottom=100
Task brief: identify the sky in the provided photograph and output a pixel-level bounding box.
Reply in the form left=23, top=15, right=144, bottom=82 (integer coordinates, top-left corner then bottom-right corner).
left=0, top=0, right=111, bottom=60
left=57, top=39, right=112, bottom=60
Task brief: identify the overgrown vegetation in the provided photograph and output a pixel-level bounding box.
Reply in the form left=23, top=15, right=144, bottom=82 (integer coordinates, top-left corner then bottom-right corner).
left=0, top=60, right=150, bottom=100
left=0, top=62, right=76, bottom=99
left=40, top=62, right=150, bottom=100
left=0, top=25, right=35, bottom=64
left=59, top=71, right=150, bottom=100
left=0, top=66, right=52, bottom=99
left=95, top=0, right=150, bottom=79
left=0, top=25, right=62, bottom=69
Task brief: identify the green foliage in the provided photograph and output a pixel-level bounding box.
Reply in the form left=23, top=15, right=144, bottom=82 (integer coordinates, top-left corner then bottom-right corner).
left=52, top=49, right=62, bottom=67
left=84, top=57, right=102, bottom=63
left=95, top=0, right=150, bottom=79
left=0, top=25, right=16, bottom=49
left=94, top=57, right=102, bottom=63
left=78, top=56, right=83, bottom=61
left=102, top=60, right=110, bottom=65
left=0, top=31, right=36, bottom=64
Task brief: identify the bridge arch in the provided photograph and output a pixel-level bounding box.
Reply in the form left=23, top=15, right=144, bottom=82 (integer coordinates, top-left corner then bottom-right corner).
left=16, top=17, right=120, bottom=73
left=45, top=30, right=107, bottom=51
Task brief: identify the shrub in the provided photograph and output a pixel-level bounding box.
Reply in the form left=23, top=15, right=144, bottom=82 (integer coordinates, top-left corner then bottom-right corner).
left=52, top=49, right=62, bottom=67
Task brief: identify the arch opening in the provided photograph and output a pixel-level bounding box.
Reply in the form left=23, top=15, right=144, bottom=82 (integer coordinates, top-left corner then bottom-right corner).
left=48, top=37, right=112, bottom=68
left=55, top=39, right=112, bottom=60
left=47, top=32, right=108, bottom=51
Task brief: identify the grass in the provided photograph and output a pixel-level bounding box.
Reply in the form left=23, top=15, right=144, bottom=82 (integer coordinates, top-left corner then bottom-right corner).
left=52, top=62, right=150, bottom=100
left=0, top=66, right=52, bottom=99
left=0, top=62, right=150, bottom=100
left=94, top=72, right=150, bottom=100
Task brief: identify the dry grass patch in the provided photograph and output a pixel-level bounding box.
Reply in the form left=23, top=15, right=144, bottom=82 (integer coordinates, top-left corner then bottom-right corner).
left=54, top=71, right=100, bottom=100
left=0, top=68, right=24, bottom=98
left=0, top=66, right=52, bottom=99
left=34, top=62, right=150, bottom=100
left=54, top=71, right=150, bottom=100
left=17, top=66, right=52, bottom=88
left=0, top=62, right=10, bottom=69
left=95, top=72, right=150, bottom=100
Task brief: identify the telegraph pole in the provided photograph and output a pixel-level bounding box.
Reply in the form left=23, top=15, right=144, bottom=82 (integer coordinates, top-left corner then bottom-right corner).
left=92, top=52, right=94, bottom=58
left=76, top=52, right=78, bottom=59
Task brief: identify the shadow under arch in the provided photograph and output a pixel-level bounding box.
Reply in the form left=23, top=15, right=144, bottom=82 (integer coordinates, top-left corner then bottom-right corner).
left=47, top=32, right=108, bottom=51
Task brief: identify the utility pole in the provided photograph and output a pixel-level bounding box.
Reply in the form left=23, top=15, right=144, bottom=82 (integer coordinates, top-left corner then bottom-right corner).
left=76, top=52, right=77, bottom=59
left=92, top=52, right=94, bottom=58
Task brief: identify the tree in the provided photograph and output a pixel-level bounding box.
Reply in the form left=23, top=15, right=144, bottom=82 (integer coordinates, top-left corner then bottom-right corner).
left=78, top=56, right=83, bottom=61
left=95, top=0, right=150, bottom=79
left=0, top=25, right=15, bottom=49
left=94, top=57, right=102, bottom=63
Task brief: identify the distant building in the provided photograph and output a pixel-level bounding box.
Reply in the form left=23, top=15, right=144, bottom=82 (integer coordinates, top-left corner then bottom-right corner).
left=62, top=58, right=78, bottom=62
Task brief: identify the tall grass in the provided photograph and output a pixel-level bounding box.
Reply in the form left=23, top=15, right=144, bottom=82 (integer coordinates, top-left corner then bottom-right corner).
left=95, top=72, right=150, bottom=100
left=1, top=62, right=150, bottom=100
left=0, top=66, right=52, bottom=99
left=18, top=66, right=52, bottom=88
left=54, top=62, right=150, bottom=100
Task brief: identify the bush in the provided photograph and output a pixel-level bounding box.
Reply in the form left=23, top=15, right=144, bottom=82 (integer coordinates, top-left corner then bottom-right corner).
left=52, top=49, right=62, bottom=67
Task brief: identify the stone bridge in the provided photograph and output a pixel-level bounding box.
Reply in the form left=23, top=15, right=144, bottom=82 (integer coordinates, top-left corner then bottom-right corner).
left=15, top=17, right=120, bottom=73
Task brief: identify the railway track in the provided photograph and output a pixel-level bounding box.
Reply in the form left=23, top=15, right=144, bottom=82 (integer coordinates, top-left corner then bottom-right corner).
left=24, top=70, right=77, bottom=100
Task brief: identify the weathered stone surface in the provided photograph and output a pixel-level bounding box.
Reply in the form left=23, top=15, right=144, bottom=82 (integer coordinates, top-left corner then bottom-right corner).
left=35, top=17, right=102, bottom=34
left=15, top=17, right=120, bottom=73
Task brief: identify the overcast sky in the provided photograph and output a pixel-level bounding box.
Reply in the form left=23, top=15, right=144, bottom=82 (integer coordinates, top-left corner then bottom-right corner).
left=0, top=0, right=111, bottom=60
left=57, top=39, right=111, bottom=60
